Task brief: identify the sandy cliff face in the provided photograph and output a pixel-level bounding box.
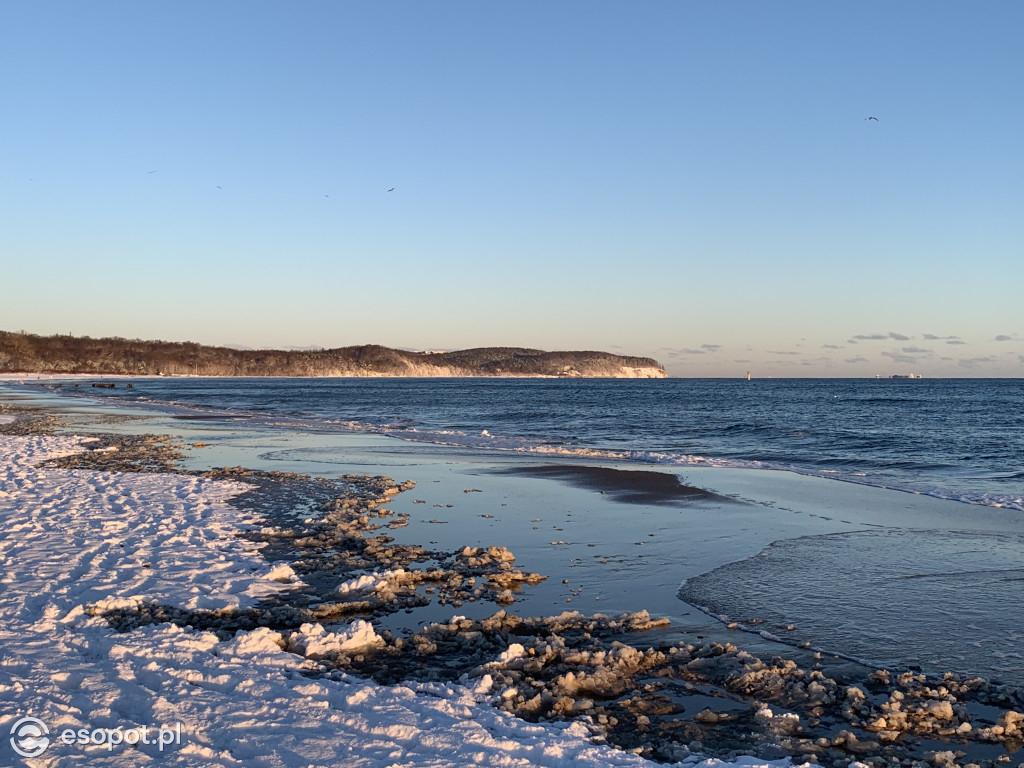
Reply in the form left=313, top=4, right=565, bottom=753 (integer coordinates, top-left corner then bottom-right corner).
left=321, top=362, right=668, bottom=379
left=378, top=361, right=465, bottom=378
left=397, top=358, right=669, bottom=378
left=618, top=366, right=668, bottom=379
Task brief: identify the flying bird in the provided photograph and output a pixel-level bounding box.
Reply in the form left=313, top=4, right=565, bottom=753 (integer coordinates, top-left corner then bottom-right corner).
left=387, top=187, right=395, bottom=192
left=865, top=116, right=879, bottom=121
left=147, top=170, right=158, bottom=173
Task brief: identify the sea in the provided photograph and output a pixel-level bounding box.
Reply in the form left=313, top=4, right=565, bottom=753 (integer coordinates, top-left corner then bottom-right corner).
left=74, top=376, right=1024, bottom=512
left=44, top=376, right=1024, bottom=685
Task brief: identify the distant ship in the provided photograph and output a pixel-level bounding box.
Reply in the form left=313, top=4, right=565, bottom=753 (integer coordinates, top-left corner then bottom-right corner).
left=889, top=373, right=923, bottom=379
left=746, top=371, right=751, bottom=381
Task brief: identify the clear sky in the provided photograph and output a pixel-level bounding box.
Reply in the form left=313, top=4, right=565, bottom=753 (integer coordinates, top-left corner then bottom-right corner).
left=3, top=1, right=1021, bottom=377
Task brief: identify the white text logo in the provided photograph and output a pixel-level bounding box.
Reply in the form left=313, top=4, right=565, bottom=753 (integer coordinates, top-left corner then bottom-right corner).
left=10, top=717, right=50, bottom=758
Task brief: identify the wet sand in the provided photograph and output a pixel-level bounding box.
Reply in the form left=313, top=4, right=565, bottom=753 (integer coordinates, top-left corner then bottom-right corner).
left=491, top=464, right=726, bottom=505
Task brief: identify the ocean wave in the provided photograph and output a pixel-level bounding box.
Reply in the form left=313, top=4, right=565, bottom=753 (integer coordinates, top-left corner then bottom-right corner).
left=679, top=530, right=1024, bottom=685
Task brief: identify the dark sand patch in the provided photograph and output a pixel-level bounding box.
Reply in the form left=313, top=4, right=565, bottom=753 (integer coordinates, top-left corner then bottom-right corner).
left=0, top=402, right=70, bottom=435
left=493, top=464, right=727, bottom=505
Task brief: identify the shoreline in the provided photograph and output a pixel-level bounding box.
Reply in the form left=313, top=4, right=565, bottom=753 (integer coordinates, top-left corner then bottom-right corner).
left=0, top=408, right=687, bottom=767
left=5, top=384, right=1024, bottom=663
left=10, top=374, right=1021, bottom=516
left=2, top=390, right=1023, bottom=767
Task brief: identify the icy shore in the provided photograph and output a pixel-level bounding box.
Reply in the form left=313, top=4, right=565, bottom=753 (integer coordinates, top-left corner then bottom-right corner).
left=0, top=431, right=774, bottom=767
left=4, top=393, right=1023, bottom=768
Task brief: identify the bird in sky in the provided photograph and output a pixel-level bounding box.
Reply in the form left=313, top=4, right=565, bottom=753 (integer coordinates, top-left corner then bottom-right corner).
left=387, top=187, right=395, bottom=192
left=865, top=116, right=879, bottom=121
left=216, top=186, right=222, bottom=189
left=147, top=170, right=158, bottom=173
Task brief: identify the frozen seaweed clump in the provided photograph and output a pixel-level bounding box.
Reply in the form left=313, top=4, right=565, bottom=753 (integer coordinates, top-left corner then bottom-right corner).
left=457, top=545, right=517, bottom=568
left=286, top=621, right=384, bottom=657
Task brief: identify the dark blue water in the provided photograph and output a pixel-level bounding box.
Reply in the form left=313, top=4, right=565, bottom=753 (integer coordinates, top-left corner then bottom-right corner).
left=76, top=377, right=1024, bottom=511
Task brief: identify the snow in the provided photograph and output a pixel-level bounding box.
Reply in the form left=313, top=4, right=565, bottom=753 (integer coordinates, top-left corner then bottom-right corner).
left=286, top=621, right=384, bottom=656
left=496, top=643, right=528, bottom=665
left=336, top=571, right=392, bottom=596
left=0, top=433, right=808, bottom=767
left=266, top=563, right=302, bottom=584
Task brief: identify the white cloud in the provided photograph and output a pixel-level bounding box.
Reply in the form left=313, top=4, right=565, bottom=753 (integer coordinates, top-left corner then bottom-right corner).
left=958, top=356, right=997, bottom=368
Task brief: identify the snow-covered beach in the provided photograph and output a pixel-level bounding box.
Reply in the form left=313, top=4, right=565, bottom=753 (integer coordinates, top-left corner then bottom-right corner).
left=0, top=429, right=727, bottom=767
left=2, top=384, right=1023, bottom=768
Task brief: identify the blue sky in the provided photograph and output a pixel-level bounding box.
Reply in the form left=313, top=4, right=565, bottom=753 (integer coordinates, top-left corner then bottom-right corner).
left=3, top=1, right=1021, bottom=376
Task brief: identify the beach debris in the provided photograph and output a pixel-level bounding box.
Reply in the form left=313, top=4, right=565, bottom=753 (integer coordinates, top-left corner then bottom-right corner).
left=39, top=432, right=187, bottom=472
left=0, top=404, right=71, bottom=436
